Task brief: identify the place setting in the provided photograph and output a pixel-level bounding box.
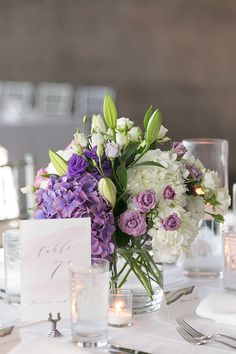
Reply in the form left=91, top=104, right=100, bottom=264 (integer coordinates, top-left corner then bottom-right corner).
left=0, top=95, right=236, bottom=354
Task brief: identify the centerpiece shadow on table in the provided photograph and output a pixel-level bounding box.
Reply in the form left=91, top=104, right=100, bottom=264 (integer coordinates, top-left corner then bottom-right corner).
left=24, top=95, right=230, bottom=314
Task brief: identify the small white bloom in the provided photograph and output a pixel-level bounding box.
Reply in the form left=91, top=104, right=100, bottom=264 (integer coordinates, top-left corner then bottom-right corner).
left=73, top=132, right=88, bottom=148
left=128, top=127, right=143, bottom=142
left=91, top=114, right=106, bottom=133
left=21, top=185, right=34, bottom=194
left=186, top=195, right=205, bottom=224
left=202, top=170, right=218, bottom=192
left=116, top=132, right=129, bottom=147
left=116, top=117, right=134, bottom=131
left=157, top=125, right=168, bottom=139
left=105, top=142, right=121, bottom=158
left=214, top=187, right=231, bottom=214
left=91, top=132, right=105, bottom=147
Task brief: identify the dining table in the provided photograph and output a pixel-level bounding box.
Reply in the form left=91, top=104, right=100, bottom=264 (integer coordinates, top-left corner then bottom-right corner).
left=0, top=248, right=235, bottom=354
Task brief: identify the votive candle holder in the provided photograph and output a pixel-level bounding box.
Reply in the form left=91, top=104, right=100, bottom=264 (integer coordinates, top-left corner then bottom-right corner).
left=108, top=289, right=133, bottom=327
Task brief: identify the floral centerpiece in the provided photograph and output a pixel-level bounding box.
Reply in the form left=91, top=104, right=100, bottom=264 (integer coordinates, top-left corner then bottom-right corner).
left=28, top=95, right=230, bottom=312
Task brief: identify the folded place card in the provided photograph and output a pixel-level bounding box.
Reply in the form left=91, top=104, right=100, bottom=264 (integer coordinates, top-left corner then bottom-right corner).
left=0, top=326, right=21, bottom=354
left=159, top=285, right=200, bottom=319
left=20, top=218, right=91, bottom=322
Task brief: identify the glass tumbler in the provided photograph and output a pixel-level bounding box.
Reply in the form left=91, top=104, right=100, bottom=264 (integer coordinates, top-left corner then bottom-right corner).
left=181, top=139, right=229, bottom=277
left=223, top=231, right=236, bottom=291
left=70, top=258, right=109, bottom=348
left=3, top=229, right=21, bottom=303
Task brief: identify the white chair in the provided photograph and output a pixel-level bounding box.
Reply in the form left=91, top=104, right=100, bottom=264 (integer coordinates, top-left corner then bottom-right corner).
left=35, top=82, right=74, bottom=115
left=0, top=81, right=34, bottom=123
left=74, top=86, right=116, bottom=119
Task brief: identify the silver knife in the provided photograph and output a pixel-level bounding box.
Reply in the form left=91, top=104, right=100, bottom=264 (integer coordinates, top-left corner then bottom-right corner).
left=108, top=344, right=152, bottom=354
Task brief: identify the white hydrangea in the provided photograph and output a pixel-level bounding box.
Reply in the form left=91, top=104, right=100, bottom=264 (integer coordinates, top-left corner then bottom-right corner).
left=148, top=211, right=198, bottom=263
left=186, top=195, right=205, bottom=224
left=127, top=149, right=185, bottom=200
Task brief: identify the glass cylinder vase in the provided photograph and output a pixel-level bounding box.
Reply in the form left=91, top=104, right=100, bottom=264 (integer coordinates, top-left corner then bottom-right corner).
left=111, top=246, right=163, bottom=314
left=180, top=138, right=228, bottom=278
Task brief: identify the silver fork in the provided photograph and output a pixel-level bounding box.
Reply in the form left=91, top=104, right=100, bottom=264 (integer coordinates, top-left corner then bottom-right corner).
left=177, top=326, right=236, bottom=350
left=176, top=317, right=236, bottom=342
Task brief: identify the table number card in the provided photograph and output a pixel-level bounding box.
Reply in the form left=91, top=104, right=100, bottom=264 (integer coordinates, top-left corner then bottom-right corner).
left=20, top=218, right=91, bottom=321
left=159, top=285, right=200, bottom=319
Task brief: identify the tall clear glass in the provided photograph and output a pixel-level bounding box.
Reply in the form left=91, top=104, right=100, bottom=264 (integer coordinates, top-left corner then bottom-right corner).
left=181, top=139, right=229, bottom=277
left=3, top=229, right=21, bottom=303
left=69, top=258, right=109, bottom=348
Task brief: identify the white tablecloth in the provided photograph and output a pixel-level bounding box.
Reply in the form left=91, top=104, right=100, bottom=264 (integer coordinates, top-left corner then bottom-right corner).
left=0, top=249, right=235, bottom=354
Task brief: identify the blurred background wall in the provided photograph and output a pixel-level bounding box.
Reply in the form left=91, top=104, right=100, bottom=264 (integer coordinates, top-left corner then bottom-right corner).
left=0, top=0, right=235, bottom=189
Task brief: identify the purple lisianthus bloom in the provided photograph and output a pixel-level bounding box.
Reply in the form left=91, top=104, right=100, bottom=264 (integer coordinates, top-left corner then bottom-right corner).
left=172, top=142, right=187, bottom=159
left=84, top=146, right=99, bottom=161
left=133, top=190, right=157, bottom=213
left=162, top=213, right=181, bottom=231
left=118, top=210, right=147, bottom=237
left=163, top=186, right=175, bottom=200
left=34, top=173, right=115, bottom=260
left=68, top=154, right=89, bottom=177
left=186, top=165, right=203, bottom=181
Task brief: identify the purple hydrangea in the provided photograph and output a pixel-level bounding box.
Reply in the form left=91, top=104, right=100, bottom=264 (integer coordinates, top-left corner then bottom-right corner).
left=133, top=190, right=157, bottom=213
left=68, top=154, right=89, bottom=177
left=162, top=213, right=181, bottom=231
left=34, top=173, right=115, bottom=260
left=118, top=210, right=147, bottom=237
left=186, top=165, right=203, bottom=181
left=163, top=186, right=175, bottom=200
left=172, top=142, right=187, bottom=159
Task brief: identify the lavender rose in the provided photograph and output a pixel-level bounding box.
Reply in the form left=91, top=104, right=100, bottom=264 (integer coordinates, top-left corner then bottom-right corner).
left=162, top=213, right=181, bottom=231
left=133, top=190, right=157, bottom=213
left=187, top=165, right=203, bottom=181
left=68, top=154, right=89, bottom=177
left=118, top=210, right=147, bottom=237
left=163, top=186, right=175, bottom=200
left=172, top=141, right=187, bottom=159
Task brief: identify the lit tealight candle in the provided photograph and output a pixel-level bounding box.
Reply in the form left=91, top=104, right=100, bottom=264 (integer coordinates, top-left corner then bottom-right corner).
left=108, top=290, right=132, bottom=327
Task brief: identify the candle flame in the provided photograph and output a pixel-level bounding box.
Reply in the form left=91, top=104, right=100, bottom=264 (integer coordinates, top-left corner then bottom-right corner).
left=115, top=301, right=124, bottom=314
left=195, top=186, right=204, bottom=196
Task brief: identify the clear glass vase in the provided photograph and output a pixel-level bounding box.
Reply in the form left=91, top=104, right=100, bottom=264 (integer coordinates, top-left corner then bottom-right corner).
left=111, top=247, right=163, bottom=314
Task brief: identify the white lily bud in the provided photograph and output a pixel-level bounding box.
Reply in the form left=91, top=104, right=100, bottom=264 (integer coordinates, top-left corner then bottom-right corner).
left=91, top=132, right=105, bottom=147
left=91, top=114, right=106, bottom=133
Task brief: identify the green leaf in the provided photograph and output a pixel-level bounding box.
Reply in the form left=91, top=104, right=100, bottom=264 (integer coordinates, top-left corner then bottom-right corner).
left=49, top=150, right=68, bottom=176
left=116, top=165, right=127, bottom=189
left=121, top=142, right=140, bottom=163
left=40, top=173, right=60, bottom=179
left=205, top=195, right=220, bottom=206
left=129, top=160, right=165, bottom=169
left=206, top=212, right=224, bottom=223
left=143, top=105, right=153, bottom=130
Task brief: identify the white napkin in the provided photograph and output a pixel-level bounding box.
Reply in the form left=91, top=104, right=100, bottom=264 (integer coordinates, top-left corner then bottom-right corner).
left=9, top=337, right=97, bottom=354
left=196, top=292, right=236, bottom=326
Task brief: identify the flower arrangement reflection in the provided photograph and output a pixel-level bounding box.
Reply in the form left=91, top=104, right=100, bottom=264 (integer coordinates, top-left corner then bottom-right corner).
left=29, top=96, right=230, bottom=298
